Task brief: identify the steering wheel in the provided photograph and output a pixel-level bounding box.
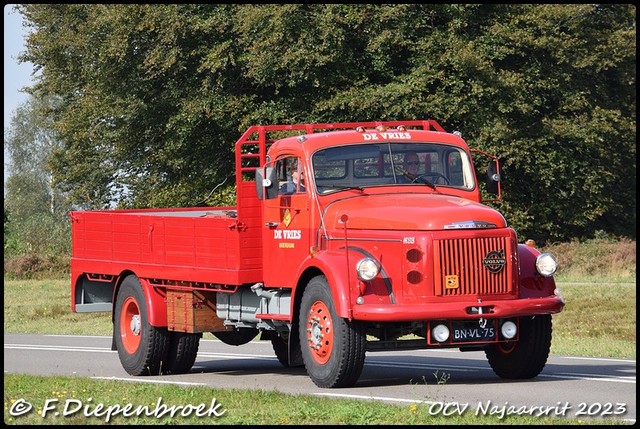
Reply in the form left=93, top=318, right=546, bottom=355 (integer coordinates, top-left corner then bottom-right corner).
left=411, top=173, right=450, bottom=185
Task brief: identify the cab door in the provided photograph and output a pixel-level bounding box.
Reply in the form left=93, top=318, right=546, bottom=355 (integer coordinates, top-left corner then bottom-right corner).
left=262, top=155, right=311, bottom=288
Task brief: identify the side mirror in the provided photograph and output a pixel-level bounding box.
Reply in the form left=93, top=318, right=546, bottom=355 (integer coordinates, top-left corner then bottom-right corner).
left=255, top=166, right=279, bottom=200
left=486, top=159, right=500, bottom=195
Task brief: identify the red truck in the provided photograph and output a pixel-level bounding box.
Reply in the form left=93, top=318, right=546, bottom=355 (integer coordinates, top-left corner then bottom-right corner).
left=70, top=120, right=565, bottom=388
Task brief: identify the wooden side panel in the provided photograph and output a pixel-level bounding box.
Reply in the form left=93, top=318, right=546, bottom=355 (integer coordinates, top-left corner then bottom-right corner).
left=166, top=290, right=232, bottom=333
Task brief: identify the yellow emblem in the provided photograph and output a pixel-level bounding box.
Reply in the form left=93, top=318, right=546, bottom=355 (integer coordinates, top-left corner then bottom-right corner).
left=445, top=275, right=459, bottom=289
left=283, top=209, right=292, bottom=227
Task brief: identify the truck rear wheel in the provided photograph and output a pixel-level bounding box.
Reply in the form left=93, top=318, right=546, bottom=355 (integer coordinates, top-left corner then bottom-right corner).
left=271, top=331, right=304, bottom=367
left=164, top=332, right=201, bottom=374
left=485, top=315, right=552, bottom=379
left=299, top=275, right=366, bottom=388
left=114, top=275, right=169, bottom=376
left=271, top=334, right=290, bottom=367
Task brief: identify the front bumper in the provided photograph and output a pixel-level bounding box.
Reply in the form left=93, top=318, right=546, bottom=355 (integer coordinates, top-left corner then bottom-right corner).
left=350, top=295, right=565, bottom=322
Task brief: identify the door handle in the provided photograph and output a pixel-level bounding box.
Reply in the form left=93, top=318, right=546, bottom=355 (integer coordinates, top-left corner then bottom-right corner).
left=265, top=222, right=278, bottom=228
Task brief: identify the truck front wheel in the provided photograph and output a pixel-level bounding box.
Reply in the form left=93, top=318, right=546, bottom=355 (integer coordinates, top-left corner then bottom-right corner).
left=114, top=275, right=170, bottom=376
left=299, top=275, right=366, bottom=388
left=485, top=315, right=552, bottom=379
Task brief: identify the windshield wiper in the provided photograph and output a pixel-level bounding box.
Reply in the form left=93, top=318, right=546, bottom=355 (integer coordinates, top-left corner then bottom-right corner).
left=411, top=174, right=437, bottom=189
left=400, top=172, right=437, bottom=189
left=318, top=184, right=365, bottom=193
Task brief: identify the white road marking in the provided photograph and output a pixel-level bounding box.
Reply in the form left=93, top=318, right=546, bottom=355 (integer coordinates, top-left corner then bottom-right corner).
left=5, top=343, right=634, bottom=384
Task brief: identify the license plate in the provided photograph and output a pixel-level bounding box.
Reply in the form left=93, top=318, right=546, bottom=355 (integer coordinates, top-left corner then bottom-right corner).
left=451, top=320, right=497, bottom=343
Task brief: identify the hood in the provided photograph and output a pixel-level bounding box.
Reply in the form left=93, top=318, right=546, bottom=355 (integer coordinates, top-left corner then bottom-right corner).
left=324, top=193, right=507, bottom=231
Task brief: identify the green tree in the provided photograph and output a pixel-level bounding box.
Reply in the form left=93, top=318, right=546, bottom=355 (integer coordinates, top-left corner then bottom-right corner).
left=16, top=4, right=636, bottom=242
left=4, top=95, right=70, bottom=257
left=4, top=95, right=62, bottom=215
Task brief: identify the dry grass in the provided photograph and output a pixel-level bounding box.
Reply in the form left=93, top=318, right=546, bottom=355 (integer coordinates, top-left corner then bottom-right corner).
left=3, top=254, right=70, bottom=280
left=543, top=237, right=636, bottom=281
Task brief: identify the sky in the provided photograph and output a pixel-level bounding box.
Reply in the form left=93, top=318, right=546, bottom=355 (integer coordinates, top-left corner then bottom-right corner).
left=4, top=4, right=34, bottom=188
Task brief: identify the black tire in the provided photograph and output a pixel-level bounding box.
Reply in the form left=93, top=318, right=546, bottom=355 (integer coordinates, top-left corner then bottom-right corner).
left=164, top=332, right=201, bottom=374
left=271, top=334, right=290, bottom=367
left=114, top=275, right=169, bottom=376
left=264, top=329, right=305, bottom=368
left=213, top=328, right=259, bottom=346
left=485, top=315, right=552, bottom=379
left=298, top=275, right=366, bottom=388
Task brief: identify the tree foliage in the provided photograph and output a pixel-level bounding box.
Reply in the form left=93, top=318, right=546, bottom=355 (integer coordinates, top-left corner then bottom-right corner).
left=4, top=95, right=65, bottom=214
left=4, top=95, right=70, bottom=257
left=14, top=4, right=636, bottom=242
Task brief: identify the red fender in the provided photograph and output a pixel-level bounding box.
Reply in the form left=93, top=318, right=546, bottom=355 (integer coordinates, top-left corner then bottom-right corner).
left=517, top=244, right=558, bottom=298
left=137, top=278, right=167, bottom=327
left=116, top=277, right=168, bottom=327
left=297, top=250, right=363, bottom=320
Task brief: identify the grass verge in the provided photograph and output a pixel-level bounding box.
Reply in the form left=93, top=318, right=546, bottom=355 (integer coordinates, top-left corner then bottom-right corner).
left=3, top=374, right=630, bottom=425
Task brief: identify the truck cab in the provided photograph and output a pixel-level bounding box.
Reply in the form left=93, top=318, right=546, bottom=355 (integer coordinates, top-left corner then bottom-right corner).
left=251, top=121, right=563, bottom=387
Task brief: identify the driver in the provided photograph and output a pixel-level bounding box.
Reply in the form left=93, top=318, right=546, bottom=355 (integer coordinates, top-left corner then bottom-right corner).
left=399, top=151, right=420, bottom=183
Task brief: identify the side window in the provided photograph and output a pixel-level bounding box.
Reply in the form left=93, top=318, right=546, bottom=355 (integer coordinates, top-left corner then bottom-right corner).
left=277, top=157, right=306, bottom=195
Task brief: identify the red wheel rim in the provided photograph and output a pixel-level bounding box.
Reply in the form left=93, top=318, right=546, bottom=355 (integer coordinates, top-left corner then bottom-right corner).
left=120, top=296, right=142, bottom=354
left=306, top=300, right=334, bottom=365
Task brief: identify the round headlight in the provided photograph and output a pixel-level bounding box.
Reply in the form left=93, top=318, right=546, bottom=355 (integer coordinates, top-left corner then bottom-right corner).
left=356, top=258, right=379, bottom=281
left=536, top=252, right=558, bottom=277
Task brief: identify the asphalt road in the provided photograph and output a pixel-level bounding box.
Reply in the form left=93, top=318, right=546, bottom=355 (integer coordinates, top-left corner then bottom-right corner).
left=4, top=333, right=636, bottom=424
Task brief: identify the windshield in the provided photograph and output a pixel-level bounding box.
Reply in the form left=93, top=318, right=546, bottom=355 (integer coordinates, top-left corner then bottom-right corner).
left=312, top=142, right=475, bottom=194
